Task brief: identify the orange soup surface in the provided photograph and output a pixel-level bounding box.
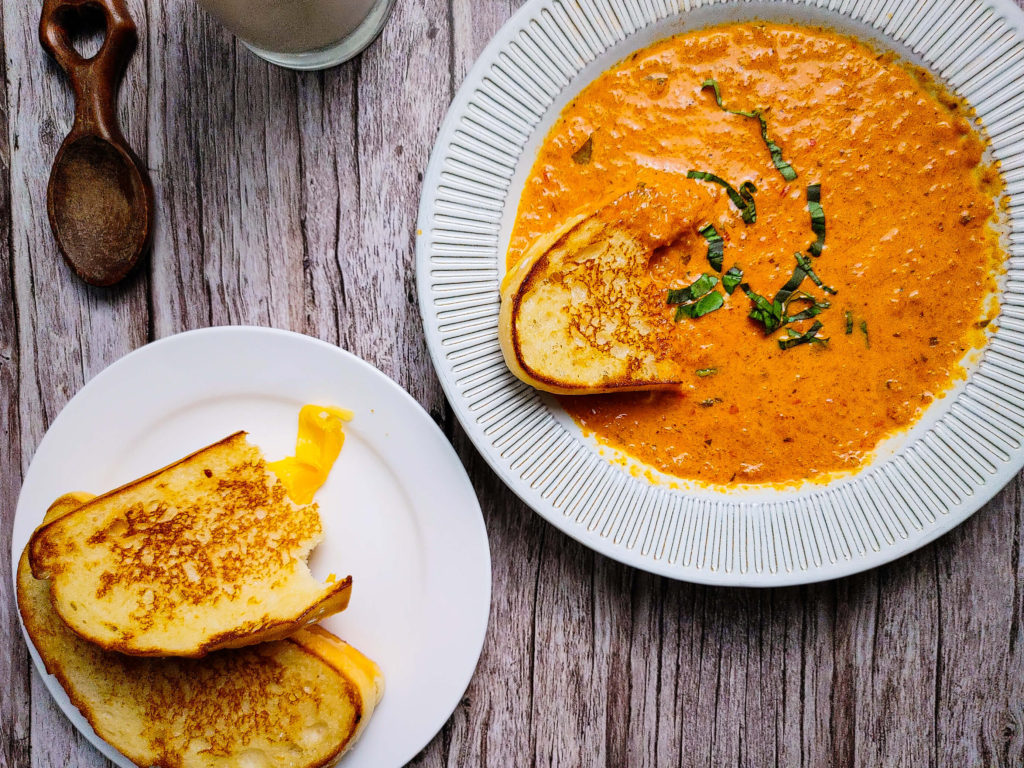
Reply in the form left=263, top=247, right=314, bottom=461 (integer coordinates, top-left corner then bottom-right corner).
left=508, top=23, right=1003, bottom=486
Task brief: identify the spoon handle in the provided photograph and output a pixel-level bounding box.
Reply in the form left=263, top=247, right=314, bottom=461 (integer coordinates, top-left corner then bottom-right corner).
left=39, top=0, right=137, bottom=145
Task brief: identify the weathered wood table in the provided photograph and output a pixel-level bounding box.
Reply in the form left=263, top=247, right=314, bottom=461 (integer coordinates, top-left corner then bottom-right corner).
left=2, top=1, right=1023, bottom=766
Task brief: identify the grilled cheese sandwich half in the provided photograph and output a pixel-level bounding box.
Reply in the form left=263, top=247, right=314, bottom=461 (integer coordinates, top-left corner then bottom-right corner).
left=28, top=432, right=351, bottom=657
left=500, top=181, right=715, bottom=394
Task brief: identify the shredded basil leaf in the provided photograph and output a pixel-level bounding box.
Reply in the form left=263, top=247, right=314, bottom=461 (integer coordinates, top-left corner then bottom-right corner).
left=675, top=290, right=725, bottom=320
left=669, top=273, right=724, bottom=321
left=794, top=253, right=836, bottom=295
left=666, top=288, right=688, bottom=305
left=785, top=299, right=830, bottom=323
left=667, top=273, right=718, bottom=305
left=572, top=134, right=593, bottom=165
left=773, top=263, right=807, bottom=306
left=845, top=311, right=854, bottom=334
left=779, top=320, right=828, bottom=350
left=699, top=224, right=724, bottom=272
left=701, top=79, right=798, bottom=182
left=807, top=184, right=826, bottom=256
left=860, top=320, right=870, bottom=348
left=696, top=367, right=718, bottom=377
left=741, top=283, right=784, bottom=333
left=744, top=251, right=839, bottom=333
left=687, top=170, right=757, bottom=224
left=722, top=266, right=743, bottom=295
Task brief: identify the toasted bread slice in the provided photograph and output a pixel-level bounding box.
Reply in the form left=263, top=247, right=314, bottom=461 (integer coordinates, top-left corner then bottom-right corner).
left=18, top=494, right=384, bottom=768
left=29, top=432, right=352, bottom=657
left=500, top=181, right=715, bottom=394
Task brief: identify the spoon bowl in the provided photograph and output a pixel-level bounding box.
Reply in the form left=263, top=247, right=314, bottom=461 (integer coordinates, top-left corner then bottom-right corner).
left=49, top=134, right=150, bottom=286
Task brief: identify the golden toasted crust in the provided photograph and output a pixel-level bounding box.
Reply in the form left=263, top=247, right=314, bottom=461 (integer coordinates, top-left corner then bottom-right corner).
left=28, top=433, right=351, bottom=657
left=500, top=182, right=715, bottom=394
left=18, top=494, right=384, bottom=768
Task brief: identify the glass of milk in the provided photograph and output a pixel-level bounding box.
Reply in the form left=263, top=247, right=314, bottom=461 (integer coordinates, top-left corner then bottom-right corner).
left=195, top=0, right=396, bottom=70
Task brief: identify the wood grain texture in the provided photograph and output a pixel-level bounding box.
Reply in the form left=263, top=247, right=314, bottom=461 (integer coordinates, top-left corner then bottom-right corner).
left=0, top=1, right=31, bottom=766
left=4, top=1, right=150, bottom=766
left=1, top=0, right=1023, bottom=766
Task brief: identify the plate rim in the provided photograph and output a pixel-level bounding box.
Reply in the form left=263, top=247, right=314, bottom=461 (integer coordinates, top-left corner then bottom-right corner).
left=10, top=325, right=492, bottom=768
left=416, top=0, right=1024, bottom=586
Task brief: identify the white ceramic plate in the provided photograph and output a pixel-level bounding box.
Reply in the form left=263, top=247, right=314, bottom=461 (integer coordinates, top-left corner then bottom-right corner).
left=10, top=326, right=491, bottom=768
left=416, top=0, right=1024, bottom=585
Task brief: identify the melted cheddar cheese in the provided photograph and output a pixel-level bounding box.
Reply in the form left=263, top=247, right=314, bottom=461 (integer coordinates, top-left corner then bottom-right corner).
left=269, top=405, right=353, bottom=504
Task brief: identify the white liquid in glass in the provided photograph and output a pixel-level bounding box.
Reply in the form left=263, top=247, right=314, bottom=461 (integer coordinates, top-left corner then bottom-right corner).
left=199, top=0, right=379, bottom=53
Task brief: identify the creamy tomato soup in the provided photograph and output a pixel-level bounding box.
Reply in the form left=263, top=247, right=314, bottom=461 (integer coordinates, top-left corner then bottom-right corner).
left=508, top=22, right=1003, bottom=485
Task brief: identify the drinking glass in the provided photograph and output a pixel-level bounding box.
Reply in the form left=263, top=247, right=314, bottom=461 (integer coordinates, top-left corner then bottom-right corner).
left=195, top=0, right=396, bottom=70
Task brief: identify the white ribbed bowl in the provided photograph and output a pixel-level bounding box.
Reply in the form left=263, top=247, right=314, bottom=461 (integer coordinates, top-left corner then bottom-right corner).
left=416, top=0, right=1024, bottom=585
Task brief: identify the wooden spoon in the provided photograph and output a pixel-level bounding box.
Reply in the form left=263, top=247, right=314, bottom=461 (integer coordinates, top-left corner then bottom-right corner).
left=39, top=0, right=154, bottom=287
